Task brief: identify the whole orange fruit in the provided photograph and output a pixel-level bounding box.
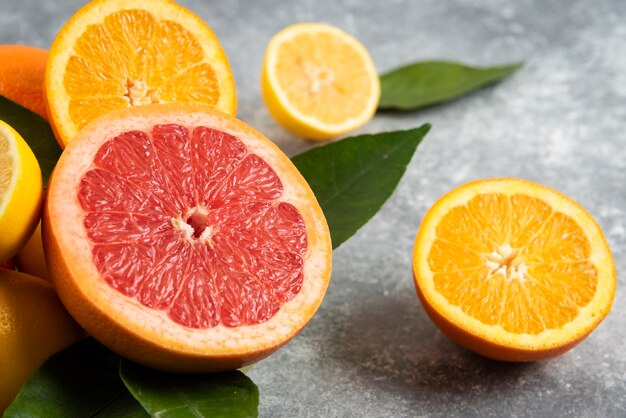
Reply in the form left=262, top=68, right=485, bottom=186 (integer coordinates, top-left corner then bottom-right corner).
left=0, top=45, right=48, bottom=120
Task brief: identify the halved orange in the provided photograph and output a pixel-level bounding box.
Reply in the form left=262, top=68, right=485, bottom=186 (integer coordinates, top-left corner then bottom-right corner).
left=413, top=178, right=616, bottom=361
left=44, top=103, right=332, bottom=372
left=262, top=23, right=380, bottom=140
left=46, top=0, right=236, bottom=147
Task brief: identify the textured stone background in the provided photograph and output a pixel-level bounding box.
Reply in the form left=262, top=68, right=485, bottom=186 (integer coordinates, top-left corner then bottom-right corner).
left=2, top=0, right=625, bottom=416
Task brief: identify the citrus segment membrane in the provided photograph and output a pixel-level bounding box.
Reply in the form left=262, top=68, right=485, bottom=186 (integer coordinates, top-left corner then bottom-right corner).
left=78, top=124, right=307, bottom=329
left=428, top=193, right=597, bottom=335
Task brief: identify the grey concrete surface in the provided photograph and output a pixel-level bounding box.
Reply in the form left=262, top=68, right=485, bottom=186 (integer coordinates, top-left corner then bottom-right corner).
left=2, top=0, right=625, bottom=416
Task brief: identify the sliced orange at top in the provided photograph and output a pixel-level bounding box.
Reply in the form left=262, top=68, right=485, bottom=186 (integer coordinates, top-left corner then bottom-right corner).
left=46, top=0, right=236, bottom=147
left=413, top=178, right=616, bottom=361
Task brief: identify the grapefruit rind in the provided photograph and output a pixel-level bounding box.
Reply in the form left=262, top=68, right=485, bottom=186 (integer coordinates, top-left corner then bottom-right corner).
left=44, top=104, right=331, bottom=372
left=412, top=178, right=616, bottom=361
left=46, top=0, right=237, bottom=147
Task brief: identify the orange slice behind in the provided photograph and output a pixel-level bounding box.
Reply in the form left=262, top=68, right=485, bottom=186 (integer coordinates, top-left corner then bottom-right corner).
left=46, top=0, right=236, bottom=147
left=413, top=178, right=616, bottom=361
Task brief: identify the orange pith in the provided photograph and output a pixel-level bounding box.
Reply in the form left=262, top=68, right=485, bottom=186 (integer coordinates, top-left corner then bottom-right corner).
left=46, top=0, right=237, bottom=147
left=413, top=179, right=616, bottom=361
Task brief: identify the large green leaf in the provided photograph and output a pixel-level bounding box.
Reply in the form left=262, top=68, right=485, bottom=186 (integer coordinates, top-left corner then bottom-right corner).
left=292, top=125, right=430, bottom=249
left=4, top=338, right=147, bottom=418
left=378, top=61, right=523, bottom=110
left=120, top=360, right=259, bottom=418
left=0, top=95, right=62, bottom=185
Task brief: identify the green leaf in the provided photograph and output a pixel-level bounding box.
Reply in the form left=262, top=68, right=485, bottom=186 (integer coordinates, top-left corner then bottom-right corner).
left=94, top=392, right=151, bottom=418
left=378, top=61, right=523, bottom=110
left=120, top=360, right=259, bottom=418
left=4, top=338, right=148, bottom=418
left=292, top=125, right=430, bottom=249
left=0, top=95, right=62, bottom=185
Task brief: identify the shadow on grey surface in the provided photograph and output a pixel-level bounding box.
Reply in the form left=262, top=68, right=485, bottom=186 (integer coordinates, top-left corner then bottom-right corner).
left=320, top=284, right=544, bottom=400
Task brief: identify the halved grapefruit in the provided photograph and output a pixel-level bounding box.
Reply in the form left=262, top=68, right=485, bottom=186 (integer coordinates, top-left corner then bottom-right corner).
left=44, top=104, right=332, bottom=372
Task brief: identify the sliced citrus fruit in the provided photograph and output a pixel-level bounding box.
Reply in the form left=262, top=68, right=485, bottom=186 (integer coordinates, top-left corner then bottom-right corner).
left=261, top=23, right=380, bottom=140
left=0, top=45, right=49, bottom=121
left=46, top=0, right=237, bottom=148
left=413, top=178, right=616, bottom=361
left=44, top=103, right=332, bottom=372
left=0, top=269, right=84, bottom=413
left=0, top=120, right=43, bottom=262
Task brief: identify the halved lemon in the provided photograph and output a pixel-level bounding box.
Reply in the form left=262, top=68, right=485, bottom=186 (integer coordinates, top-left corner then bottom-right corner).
left=0, top=120, right=42, bottom=262
left=413, top=178, right=616, bottom=361
left=262, top=23, right=380, bottom=140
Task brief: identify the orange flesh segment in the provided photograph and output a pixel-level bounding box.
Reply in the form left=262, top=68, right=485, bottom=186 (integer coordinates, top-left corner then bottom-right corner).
left=77, top=124, right=308, bottom=329
left=275, top=32, right=376, bottom=125
left=64, top=10, right=221, bottom=132
left=428, top=193, right=597, bottom=335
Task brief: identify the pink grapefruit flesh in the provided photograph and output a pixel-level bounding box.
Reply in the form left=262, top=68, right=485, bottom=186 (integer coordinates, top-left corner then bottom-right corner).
left=81, top=125, right=307, bottom=328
